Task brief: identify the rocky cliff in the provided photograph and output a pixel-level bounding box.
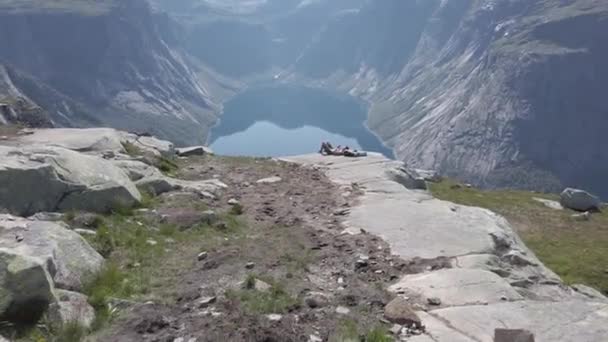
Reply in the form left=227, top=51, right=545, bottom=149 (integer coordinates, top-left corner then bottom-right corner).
left=154, top=0, right=608, bottom=197
left=0, top=0, right=218, bottom=145
left=291, top=0, right=608, bottom=197
left=3, top=0, right=607, bottom=197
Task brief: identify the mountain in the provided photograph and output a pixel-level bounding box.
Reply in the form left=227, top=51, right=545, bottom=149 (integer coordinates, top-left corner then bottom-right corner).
left=0, top=0, right=218, bottom=145
left=291, top=0, right=608, bottom=197
left=1, top=0, right=607, bottom=197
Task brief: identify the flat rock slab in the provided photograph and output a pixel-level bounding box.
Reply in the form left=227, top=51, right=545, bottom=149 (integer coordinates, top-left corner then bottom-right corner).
left=15, top=128, right=126, bottom=153
left=425, top=300, right=608, bottom=342
left=284, top=154, right=608, bottom=342
left=13, top=128, right=175, bottom=158
left=409, top=311, right=476, bottom=342
left=532, top=197, right=563, bottom=210
left=389, top=269, right=523, bottom=306
left=284, top=154, right=521, bottom=260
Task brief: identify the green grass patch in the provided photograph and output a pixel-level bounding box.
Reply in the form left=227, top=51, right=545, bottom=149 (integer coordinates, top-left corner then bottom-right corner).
left=121, top=141, right=144, bottom=157
left=229, top=202, right=244, bottom=216
left=82, top=206, right=247, bottom=331
left=329, top=320, right=393, bottom=342
left=430, top=179, right=608, bottom=294
left=227, top=276, right=300, bottom=315
left=155, top=156, right=179, bottom=176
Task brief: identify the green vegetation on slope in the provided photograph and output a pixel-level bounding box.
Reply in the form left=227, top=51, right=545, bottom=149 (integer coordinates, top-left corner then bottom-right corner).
left=430, top=180, right=608, bottom=294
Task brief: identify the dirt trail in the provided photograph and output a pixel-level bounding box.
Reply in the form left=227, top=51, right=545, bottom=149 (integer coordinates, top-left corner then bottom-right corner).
left=96, top=155, right=441, bottom=342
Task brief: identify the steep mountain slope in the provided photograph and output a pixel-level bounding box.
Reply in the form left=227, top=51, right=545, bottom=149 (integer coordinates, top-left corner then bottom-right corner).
left=2, top=0, right=606, bottom=196
left=292, top=0, right=608, bottom=197
left=0, top=0, right=218, bottom=144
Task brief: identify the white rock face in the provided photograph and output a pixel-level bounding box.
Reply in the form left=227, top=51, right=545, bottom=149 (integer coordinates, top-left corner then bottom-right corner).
left=285, top=153, right=608, bottom=342
left=0, top=145, right=141, bottom=215
left=16, top=128, right=126, bottom=153
left=15, top=128, right=175, bottom=158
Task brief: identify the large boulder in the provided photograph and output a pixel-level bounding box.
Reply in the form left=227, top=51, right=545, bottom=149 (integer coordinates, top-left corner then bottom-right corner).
left=16, top=128, right=126, bottom=154
left=560, top=188, right=601, bottom=212
left=0, top=215, right=104, bottom=291
left=384, top=297, right=421, bottom=327
left=0, top=145, right=141, bottom=216
left=386, top=166, right=427, bottom=190
left=0, top=215, right=103, bottom=322
left=0, top=251, right=54, bottom=322
left=15, top=128, right=175, bottom=158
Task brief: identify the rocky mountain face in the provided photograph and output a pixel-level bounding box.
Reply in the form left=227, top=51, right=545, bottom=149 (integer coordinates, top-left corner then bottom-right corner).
left=0, top=0, right=218, bottom=145
left=2, top=0, right=606, bottom=197
left=291, top=0, right=608, bottom=196
left=152, top=0, right=608, bottom=197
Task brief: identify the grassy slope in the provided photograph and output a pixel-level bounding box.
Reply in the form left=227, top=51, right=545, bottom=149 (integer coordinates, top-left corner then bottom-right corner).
left=430, top=180, right=608, bottom=294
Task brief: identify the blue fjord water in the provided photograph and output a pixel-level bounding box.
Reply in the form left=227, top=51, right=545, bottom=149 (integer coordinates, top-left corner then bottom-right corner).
left=209, top=86, right=393, bottom=158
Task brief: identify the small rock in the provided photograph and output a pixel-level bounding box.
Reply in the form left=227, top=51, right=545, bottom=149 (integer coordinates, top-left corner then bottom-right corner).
left=215, top=222, right=228, bottom=230
left=305, top=292, right=329, bottom=308
left=254, top=279, right=272, bottom=292
left=174, top=338, right=184, bottom=342
left=336, top=306, right=350, bottom=315
left=228, top=198, right=240, bottom=206
left=337, top=277, right=345, bottom=284
left=333, top=208, right=350, bottom=216
left=256, top=176, right=282, bottom=184
left=503, top=250, right=535, bottom=266
left=197, top=252, right=209, bottom=261
left=201, top=210, right=218, bottom=225
left=146, top=239, right=158, bottom=246
left=176, top=146, right=213, bottom=157
left=245, top=262, right=255, bottom=269
left=102, top=151, right=116, bottom=159
left=355, top=255, right=369, bottom=269
left=375, top=270, right=384, bottom=274
left=198, top=296, right=217, bottom=308
left=15, top=235, right=24, bottom=242
left=571, top=211, right=591, bottom=221
left=70, top=212, right=102, bottom=228
left=427, top=297, right=442, bottom=306
left=309, top=334, right=322, bottom=342
left=384, top=297, right=421, bottom=328
left=266, top=314, right=283, bottom=321
left=74, top=228, right=97, bottom=236
left=389, top=324, right=403, bottom=335
left=0, top=135, right=8, bottom=140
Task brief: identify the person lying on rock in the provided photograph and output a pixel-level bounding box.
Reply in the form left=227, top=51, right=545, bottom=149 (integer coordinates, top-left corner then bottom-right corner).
left=319, top=141, right=345, bottom=155
left=319, top=142, right=367, bottom=157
